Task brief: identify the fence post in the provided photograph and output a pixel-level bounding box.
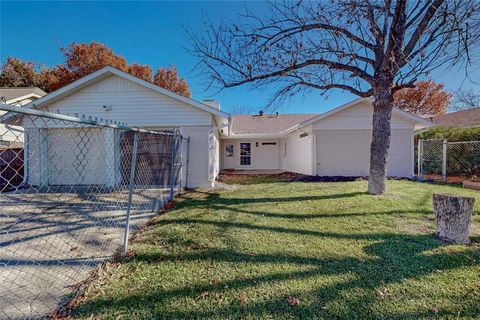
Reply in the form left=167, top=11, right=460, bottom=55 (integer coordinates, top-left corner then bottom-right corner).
left=185, top=137, right=190, bottom=189
left=442, top=139, right=448, bottom=182
left=417, top=139, right=423, bottom=180
left=122, top=131, right=139, bottom=255
left=169, top=130, right=177, bottom=201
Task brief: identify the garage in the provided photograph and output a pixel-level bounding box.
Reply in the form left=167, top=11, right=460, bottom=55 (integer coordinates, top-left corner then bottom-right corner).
left=46, top=128, right=107, bottom=185
left=315, top=129, right=414, bottom=177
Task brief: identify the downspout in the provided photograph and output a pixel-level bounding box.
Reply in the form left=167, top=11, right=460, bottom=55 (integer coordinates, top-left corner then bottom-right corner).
left=208, top=116, right=232, bottom=185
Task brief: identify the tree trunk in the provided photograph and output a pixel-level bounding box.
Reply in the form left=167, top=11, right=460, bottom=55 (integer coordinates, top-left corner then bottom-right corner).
left=368, top=87, right=394, bottom=195
left=433, top=193, right=475, bottom=244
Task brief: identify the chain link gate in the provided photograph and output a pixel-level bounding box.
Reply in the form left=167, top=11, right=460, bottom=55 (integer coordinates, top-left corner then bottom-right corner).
left=0, top=103, right=189, bottom=319
left=417, top=138, right=480, bottom=183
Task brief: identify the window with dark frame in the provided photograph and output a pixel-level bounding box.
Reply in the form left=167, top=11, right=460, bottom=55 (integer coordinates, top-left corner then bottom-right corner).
left=240, top=142, right=251, bottom=166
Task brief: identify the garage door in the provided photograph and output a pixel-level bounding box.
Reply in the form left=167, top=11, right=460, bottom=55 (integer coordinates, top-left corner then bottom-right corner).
left=47, top=128, right=107, bottom=185
left=315, top=129, right=412, bottom=177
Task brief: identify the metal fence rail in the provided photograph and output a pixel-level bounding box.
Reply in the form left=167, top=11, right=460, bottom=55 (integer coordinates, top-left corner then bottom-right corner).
left=0, top=104, right=189, bottom=319
left=418, top=138, right=480, bottom=183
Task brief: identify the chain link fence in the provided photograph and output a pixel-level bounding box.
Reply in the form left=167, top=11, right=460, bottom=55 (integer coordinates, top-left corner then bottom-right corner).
left=0, top=103, right=189, bottom=319
left=417, top=138, right=480, bottom=183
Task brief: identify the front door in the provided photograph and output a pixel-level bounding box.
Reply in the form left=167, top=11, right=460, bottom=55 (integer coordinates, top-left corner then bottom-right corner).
left=239, top=142, right=252, bottom=167
left=223, top=143, right=235, bottom=169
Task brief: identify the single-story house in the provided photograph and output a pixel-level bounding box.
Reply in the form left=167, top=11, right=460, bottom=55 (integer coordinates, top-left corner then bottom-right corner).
left=12, top=66, right=431, bottom=188
left=0, top=87, right=46, bottom=147
left=222, top=99, right=431, bottom=177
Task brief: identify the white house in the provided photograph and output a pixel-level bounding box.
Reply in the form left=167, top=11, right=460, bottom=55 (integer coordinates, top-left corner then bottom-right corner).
left=16, top=67, right=229, bottom=188
left=0, top=87, right=46, bottom=147
left=14, top=66, right=431, bottom=188
left=220, top=99, right=432, bottom=177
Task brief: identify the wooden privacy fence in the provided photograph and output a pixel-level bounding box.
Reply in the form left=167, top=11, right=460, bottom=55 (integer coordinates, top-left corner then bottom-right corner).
left=0, top=147, right=24, bottom=191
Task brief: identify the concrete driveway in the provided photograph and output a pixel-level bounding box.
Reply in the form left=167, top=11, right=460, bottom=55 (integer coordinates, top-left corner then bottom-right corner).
left=0, top=187, right=165, bottom=319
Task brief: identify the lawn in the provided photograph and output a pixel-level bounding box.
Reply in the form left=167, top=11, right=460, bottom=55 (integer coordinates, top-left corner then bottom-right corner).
left=70, top=179, right=480, bottom=319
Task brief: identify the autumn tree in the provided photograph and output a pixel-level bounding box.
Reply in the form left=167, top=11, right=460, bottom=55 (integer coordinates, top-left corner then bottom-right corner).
left=128, top=63, right=153, bottom=82
left=154, top=66, right=191, bottom=98
left=393, top=80, right=451, bottom=115
left=0, top=57, right=38, bottom=88
left=189, top=0, right=480, bottom=194
left=0, top=42, right=192, bottom=97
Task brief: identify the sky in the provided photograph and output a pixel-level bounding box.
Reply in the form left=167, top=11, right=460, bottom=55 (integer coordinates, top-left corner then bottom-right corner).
left=1, top=1, right=479, bottom=115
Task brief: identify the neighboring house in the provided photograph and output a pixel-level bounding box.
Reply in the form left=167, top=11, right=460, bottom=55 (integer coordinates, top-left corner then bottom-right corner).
left=10, top=66, right=431, bottom=188
left=221, top=99, right=432, bottom=177
left=0, top=87, right=46, bottom=147
left=426, top=107, right=480, bottom=128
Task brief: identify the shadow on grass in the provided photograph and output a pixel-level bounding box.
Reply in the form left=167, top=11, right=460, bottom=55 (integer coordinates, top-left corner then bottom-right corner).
left=72, top=216, right=480, bottom=319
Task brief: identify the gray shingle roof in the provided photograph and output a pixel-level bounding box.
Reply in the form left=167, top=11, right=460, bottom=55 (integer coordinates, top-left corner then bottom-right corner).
left=0, top=87, right=47, bottom=102
left=230, top=114, right=319, bottom=134
left=432, top=108, right=480, bottom=128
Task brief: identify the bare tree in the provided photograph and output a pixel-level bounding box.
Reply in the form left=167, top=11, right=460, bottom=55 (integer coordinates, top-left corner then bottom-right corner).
left=188, top=0, right=480, bottom=194
left=452, top=88, right=480, bottom=111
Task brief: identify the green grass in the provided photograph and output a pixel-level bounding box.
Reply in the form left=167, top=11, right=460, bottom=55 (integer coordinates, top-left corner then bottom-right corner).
left=71, top=179, right=480, bottom=319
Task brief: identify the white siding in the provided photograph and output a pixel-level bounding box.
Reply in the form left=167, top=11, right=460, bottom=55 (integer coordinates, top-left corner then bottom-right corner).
left=220, top=139, right=282, bottom=170
left=0, top=110, right=24, bottom=144
left=180, top=125, right=212, bottom=188
left=312, top=101, right=415, bottom=130
left=315, top=129, right=413, bottom=177
left=40, top=75, right=213, bottom=127
left=284, top=129, right=314, bottom=175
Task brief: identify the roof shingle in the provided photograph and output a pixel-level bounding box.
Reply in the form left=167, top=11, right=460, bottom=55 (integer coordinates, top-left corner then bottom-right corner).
left=230, top=114, right=318, bottom=134
left=432, top=108, right=480, bottom=128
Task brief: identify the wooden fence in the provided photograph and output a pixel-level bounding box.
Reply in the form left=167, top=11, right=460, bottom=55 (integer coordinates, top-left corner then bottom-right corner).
left=0, top=148, right=24, bottom=191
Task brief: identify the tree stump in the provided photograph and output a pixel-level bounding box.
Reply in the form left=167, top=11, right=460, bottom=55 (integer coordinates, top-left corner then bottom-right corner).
left=432, top=193, right=476, bottom=244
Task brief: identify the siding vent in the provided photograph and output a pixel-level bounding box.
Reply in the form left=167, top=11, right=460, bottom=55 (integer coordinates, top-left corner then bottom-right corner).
left=300, top=133, right=309, bottom=138
left=262, top=142, right=277, bottom=145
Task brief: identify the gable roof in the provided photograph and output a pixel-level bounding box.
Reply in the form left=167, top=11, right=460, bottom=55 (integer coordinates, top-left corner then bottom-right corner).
left=283, top=98, right=433, bottom=134
left=21, top=66, right=230, bottom=119
left=431, top=107, right=480, bottom=128
left=230, top=114, right=319, bottom=135
left=0, top=87, right=46, bottom=104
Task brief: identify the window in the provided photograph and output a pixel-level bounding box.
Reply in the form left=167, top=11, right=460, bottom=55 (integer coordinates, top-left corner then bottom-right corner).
left=262, top=142, right=277, bottom=145
left=225, top=144, right=233, bottom=157
left=283, top=141, right=287, bottom=157
left=240, top=142, right=251, bottom=166
left=300, top=133, right=309, bottom=138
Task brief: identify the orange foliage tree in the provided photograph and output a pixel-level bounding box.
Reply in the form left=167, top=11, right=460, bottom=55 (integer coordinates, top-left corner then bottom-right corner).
left=393, top=80, right=451, bottom=116
left=1, top=42, right=191, bottom=97
left=153, top=66, right=191, bottom=98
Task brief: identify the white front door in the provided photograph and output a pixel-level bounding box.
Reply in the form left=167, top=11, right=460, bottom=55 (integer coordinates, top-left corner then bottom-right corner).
left=223, top=143, right=235, bottom=169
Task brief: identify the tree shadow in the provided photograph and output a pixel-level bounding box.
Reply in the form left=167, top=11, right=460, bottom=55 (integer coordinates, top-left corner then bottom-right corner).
left=72, top=221, right=480, bottom=319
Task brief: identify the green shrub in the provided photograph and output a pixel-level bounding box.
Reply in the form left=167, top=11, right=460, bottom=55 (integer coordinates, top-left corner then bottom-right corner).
left=416, top=126, right=480, bottom=142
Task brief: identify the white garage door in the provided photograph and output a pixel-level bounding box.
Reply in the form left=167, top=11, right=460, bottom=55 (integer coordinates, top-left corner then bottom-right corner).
left=315, top=129, right=412, bottom=177
left=47, top=128, right=107, bottom=185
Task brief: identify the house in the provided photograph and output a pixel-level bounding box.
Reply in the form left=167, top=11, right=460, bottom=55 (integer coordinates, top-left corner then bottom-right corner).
left=0, top=87, right=46, bottom=147
left=13, top=66, right=431, bottom=188
left=427, top=107, right=480, bottom=128
left=15, top=67, right=229, bottom=188
left=220, top=99, right=432, bottom=177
